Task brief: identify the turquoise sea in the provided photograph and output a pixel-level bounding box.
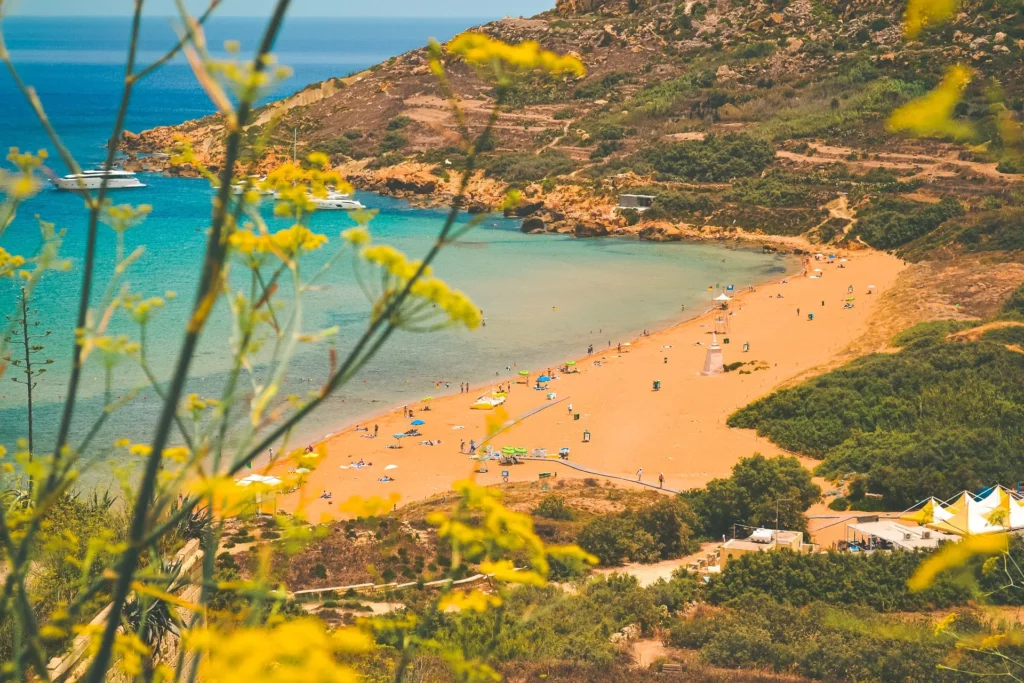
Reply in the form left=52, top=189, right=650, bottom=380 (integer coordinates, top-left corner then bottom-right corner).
left=0, top=17, right=794, bottom=476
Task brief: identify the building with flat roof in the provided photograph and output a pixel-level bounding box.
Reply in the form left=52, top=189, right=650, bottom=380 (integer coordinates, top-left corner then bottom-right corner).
left=617, top=194, right=655, bottom=211
left=718, top=528, right=815, bottom=567
left=845, top=520, right=956, bottom=552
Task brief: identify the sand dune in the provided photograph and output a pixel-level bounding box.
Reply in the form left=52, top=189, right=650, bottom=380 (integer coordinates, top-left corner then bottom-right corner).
left=275, top=249, right=904, bottom=519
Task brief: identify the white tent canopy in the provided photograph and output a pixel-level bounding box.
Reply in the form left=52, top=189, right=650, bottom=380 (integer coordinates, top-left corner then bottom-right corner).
left=714, top=293, right=732, bottom=302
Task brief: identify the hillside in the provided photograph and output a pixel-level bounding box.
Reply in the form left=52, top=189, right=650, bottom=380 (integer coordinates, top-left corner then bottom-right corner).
left=123, top=0, right=1024, bottom=256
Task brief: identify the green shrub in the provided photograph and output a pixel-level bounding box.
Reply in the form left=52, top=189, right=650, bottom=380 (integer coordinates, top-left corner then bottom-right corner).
left=642, top=134, right=776, bottom=182
left=854, top=196, right=963, bottom=250
left=589, top=140, right=622, bottom=160
left=386, top=115, right=413, bottom=130
left=533, top=495, right=576, bottom=521
left=379, top=131, right=408, bottom=153
left=577, top=515, right=659, bottom=566
left=683, top=455, right=820, bottom=537
left=484, top=149, right=576, bottom=182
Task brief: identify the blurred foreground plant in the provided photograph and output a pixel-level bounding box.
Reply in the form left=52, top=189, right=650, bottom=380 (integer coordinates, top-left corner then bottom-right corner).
left=0, top=1, right=587, bottom=680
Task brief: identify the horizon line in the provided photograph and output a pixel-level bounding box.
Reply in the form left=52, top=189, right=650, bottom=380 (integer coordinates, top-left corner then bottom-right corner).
left=5, top=14, right=509, bottom=19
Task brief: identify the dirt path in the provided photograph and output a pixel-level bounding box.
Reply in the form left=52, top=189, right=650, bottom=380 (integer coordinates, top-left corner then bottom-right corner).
left=947, top=320, right=1024, bottom=342
left=594, top=542, right=722, bottom=586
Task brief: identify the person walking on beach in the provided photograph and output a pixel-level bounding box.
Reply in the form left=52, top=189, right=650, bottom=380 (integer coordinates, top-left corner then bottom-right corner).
left=460, top=440, right=465, bottom=453
left=568, top=402, right=573, bottom=415
left=797, top=307, right=800, bottom=317
left=659, top=472, right=665, bottom=488
left=636, top=467, right=643, bottom=482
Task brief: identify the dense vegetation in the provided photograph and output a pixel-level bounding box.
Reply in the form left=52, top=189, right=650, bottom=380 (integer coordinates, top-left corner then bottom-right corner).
left=670, top=597, right=1008, bottom=682
left=706, top=549, right=972, bottom=612
left=853, top=196, right=964, bottom=250
left=576, top=496, right=700, bottom=565
left=683, top=455, right=821, bottom=537
left=642, top=134, right=776, bottom=182
left=484, top=149, right=576, bottom=182
left=729, top=323, right=1024, bottom=507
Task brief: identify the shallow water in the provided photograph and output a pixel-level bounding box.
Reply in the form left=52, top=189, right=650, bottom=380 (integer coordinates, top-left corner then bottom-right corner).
left=0, top=17, right=796, bottom=482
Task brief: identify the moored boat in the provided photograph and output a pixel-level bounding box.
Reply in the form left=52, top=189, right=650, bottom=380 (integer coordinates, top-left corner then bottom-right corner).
left=52, top=169, right=146, bottom=191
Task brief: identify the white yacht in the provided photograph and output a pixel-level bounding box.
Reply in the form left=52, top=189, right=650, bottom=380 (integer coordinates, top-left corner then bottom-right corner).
left=52, top=169, right=146, bottom=191
left=311, top=194, right=365, bottom=211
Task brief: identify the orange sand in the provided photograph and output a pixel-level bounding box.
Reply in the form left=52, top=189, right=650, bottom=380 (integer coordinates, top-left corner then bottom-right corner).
left=275, top=249, right=904, bottom=519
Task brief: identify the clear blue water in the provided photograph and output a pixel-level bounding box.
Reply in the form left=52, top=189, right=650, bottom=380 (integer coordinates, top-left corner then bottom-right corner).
left=0, top=18, right=795, bottom=478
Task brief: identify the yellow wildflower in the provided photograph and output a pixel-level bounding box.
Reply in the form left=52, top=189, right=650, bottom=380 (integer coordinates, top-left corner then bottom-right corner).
left=934, top=612, right=957, bottom=636
left=101, top=201, right=152, bottom=233
left=0, top=247, right=27, bottom=278
left=447, top=32, right=585, bottom=78
left=229, top=224, right=328, bottom=257
left=342, top=226, right=371, bottom=246
left=439, top=589, right=502, bottom=612
left=904, top=0, right=960, bottom=38
left=186, top=619, right=370, bottom=683
left=888, top=65, right=974, bottom=141
left=908, top=532, right=1008, bottom=592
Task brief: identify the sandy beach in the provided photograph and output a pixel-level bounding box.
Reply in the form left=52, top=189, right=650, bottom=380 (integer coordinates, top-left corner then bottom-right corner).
left=274, top=248, right=904, bottom=519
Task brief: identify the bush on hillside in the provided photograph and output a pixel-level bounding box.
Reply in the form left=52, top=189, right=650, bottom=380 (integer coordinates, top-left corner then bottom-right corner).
left=854, top=196, right=963, bottom=250
left=533, top=495, right=576, bottom=521
left=642, top=134, right=776, bottom=182
left=484, top=149, right=576, bottom=182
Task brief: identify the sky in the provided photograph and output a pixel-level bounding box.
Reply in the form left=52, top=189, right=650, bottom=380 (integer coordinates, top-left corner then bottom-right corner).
left=9, top=0, right=553, bottom=17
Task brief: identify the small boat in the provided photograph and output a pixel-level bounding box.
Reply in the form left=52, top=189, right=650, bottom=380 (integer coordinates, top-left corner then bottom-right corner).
left=52, top=168, right=145, bottom=191
left=311, top=194, right=365, bottom=211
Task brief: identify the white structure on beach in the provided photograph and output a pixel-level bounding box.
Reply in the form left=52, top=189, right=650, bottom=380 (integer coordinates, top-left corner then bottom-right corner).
left=702, top=333, right=724, bottom=376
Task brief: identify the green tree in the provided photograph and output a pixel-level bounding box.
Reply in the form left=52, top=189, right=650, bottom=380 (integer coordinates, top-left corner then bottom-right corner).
left=684, top=455, right=820, bottom=537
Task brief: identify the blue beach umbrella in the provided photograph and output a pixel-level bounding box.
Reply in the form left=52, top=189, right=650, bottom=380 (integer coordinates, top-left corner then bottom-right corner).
left=411, top=419, right=425, bottom=426
left=537, top=375, right=551, bottom=383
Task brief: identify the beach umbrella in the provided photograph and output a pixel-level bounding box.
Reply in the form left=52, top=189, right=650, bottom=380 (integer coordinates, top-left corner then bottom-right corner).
left=846, top=296, right=856, bottom=301
left=295, top=467, right=311, bottom=474
left=566, top=360, right=576, bottom=366
left=384, top=464, right=398, bottom=471
left=502, top=446, right=516, bottom=455
left=514, top=447, right=527, bottom=455
left=868, top=284, right=876, bottom=289
left=518, top=370, right=530, bottom=376
left=392, top=433, right=406, bottom=443
left=537, top=375, right=551, bottom=383
left=411, top=419, right=425, bottom=426
left=422, top=396, right=432, bottom=403
left=714, top=293, right=731, bottom=302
